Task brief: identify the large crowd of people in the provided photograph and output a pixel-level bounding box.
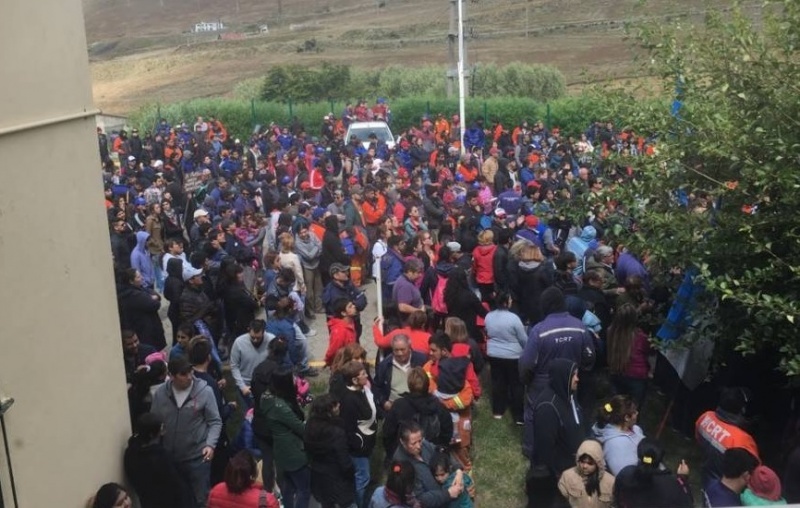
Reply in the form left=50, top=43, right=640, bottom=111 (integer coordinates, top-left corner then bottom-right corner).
left=89, top=103, right=800, bottom=508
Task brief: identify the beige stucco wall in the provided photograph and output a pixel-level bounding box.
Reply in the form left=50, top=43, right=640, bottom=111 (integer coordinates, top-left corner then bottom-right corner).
left=0, top=0, right=131, bottom=506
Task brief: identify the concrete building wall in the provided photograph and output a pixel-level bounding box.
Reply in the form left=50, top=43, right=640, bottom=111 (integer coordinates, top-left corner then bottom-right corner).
left=0, top=0, right=131, bottom=507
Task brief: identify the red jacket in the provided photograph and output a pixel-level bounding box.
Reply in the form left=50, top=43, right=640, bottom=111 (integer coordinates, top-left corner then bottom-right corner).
left=472, top=244, right=497, bottom=284
left=458, top=163, right=478, bottom=183
left=362, top=194, right=388, bottom=225
left=325, top=317, right=357, bottom=366
left=207, top=484, right=279, bottom=508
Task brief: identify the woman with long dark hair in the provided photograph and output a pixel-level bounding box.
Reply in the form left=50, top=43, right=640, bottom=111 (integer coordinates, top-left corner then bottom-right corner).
left=260, top=367, right=310, bottom=508
left=90, top=483, right=131, bottom=508
left=116, top=267, right=166, bottom=350
left=613, top=438, right=692, bottom=508
left=161, top=198, right=184, bottom=242
left=220, top=263, right=260, bottom=338
left=606, top=304, right=652, bottom=412
left=124, top=412, right=186, bottom=508
left=443, top=267, right=487, bottom=342
left=304, top=393, right=357, bottom=508
left=207, top=450, right=279, bottom=507
left=320, top=214, right=350, bottom=287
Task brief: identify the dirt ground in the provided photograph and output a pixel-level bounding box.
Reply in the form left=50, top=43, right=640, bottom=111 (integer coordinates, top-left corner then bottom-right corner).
left=85, top=0, right=740, bottom=114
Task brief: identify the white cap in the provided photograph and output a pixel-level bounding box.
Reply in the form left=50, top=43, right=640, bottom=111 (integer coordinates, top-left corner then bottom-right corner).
left=193, top=209, right=209, bottom=219
left=182, top=266, right=203, bottom=282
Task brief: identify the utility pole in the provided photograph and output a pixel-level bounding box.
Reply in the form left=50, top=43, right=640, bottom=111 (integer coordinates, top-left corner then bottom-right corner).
left=447, top=0, right=469, bottom=98
left=447, top=0, right=457, bottom=98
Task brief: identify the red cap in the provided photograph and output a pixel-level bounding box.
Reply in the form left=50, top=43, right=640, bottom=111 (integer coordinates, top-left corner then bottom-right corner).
left=748, top=466, right=782, bottom=501
left=527, top=180, right=542, bottom=189
left=525, top=215, right=539, bottom=228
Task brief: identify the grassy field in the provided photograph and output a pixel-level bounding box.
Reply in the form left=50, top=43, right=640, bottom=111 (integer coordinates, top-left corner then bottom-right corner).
left=223, top=367, right=704, bottom=506
left=83, top=0, right=762, bottom=114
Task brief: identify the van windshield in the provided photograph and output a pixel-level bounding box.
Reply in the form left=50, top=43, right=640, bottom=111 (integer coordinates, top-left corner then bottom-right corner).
left=349, top=126, right=393, bottom=143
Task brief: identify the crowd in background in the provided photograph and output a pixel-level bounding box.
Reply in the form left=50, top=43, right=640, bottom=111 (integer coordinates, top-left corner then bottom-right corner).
left=88, top=102, right=800, bottom=508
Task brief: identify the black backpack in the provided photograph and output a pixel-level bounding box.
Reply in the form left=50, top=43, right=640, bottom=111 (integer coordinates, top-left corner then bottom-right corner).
left=413, top=410, right=442, bottom=445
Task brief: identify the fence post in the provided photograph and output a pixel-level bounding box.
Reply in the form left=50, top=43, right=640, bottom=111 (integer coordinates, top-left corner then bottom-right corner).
left=546, top=103, right=552, bottom=130
left=483, top=102, right=488, bottom=125
left=426, top=101, right=430, bottom=117
left=154, top=103, right=161, bottom=133
left=288, top=98, right=294, bottom=121
left=251, top=99, right=256, bottom=130
left=330, top=100, right=335, bottom=115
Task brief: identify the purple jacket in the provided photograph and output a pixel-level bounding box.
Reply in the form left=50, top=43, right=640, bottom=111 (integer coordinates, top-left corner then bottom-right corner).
left=615, top=251, right=650, bottom=289
left=519, top=312, right=595, bottom=394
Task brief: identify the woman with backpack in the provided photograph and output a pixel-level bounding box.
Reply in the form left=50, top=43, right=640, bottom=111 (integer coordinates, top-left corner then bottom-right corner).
left=484, top=292, right=528, bottom=425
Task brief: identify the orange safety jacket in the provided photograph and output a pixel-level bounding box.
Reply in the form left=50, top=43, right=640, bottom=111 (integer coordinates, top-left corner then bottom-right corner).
left=695, top=410, right=760, bottom=481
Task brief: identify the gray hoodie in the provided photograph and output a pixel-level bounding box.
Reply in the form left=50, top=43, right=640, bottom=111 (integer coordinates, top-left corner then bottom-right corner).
left=150, top=377, right=222, bottom=462
left=591, top=422, right=645, bottom=475
left=294, top=233, right=322, bottom=269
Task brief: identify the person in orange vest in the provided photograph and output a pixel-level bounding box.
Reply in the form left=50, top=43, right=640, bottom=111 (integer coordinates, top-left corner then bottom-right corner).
left=362, top=184, right=388, bottom=242
left=434, top=113, right=450, bottom=145
left=695, top=387, right=760, bottom=486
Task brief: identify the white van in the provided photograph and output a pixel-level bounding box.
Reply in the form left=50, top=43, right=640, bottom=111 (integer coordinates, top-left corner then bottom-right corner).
left=345, top=121, right=395, bottom=151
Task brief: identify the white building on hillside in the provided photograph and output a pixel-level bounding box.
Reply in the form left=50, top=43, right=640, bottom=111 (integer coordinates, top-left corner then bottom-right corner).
left=194, top=21, right=225, bottom=32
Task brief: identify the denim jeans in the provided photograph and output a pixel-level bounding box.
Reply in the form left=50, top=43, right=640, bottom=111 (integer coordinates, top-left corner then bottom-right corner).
left=254, top=435, right=275, bottom=492
left=350, top=456, right=370, bottom=508
left=279, top=465, right=311, bottom=508
left=175, top=456, right=211, bottom=508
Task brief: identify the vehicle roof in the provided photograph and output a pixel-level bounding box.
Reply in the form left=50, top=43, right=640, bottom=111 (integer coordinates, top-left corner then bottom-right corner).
left=347, top=121, right=391, bottom=128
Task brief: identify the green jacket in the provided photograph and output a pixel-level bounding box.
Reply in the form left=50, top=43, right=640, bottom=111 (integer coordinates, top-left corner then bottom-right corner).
left=258, top=393, right=308, bottom=473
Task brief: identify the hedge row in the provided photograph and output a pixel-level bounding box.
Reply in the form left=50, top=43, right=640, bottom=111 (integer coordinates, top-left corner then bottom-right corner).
left=253, top=62, right=567, bottom=103
left=129, top=95, right=667, bottom=141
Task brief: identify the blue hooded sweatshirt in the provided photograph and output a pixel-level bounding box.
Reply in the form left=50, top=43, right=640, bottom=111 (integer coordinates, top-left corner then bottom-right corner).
left=130, top=231, right=155, bottom=288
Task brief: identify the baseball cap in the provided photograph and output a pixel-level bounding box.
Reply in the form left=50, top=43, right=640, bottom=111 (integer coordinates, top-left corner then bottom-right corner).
left=525, top=215, right=539, bottom=228
left=193, top=209, right=209, bottom=219
left=182, top=266, right=203, bottom=282
left=329, top=263, right=350, bottom=276
left=446, top=241, right=462, bottom=253
left=128, top=155, right=136, bottom=162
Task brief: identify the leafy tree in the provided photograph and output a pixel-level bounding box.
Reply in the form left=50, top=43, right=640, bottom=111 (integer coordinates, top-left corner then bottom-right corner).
left=580, top=1, right=800, bottom=374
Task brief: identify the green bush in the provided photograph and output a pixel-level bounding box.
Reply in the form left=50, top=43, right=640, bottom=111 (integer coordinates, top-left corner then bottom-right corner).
left=129, top=95, right=664, bottom=141
left=252, top=62, right=566, bottom=103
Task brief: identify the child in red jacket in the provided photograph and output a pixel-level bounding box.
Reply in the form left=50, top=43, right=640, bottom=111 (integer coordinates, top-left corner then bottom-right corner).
left=324, top=298, right=358, bottom=366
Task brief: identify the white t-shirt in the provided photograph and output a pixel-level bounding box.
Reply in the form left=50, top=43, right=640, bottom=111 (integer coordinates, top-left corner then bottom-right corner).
left=172, top=380, right=193, bottom=407
left=372, top=239, right=387, bottom=279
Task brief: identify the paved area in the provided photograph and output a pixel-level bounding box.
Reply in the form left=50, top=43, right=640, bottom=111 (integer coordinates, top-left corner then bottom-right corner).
left=158, top=279, right=383, bottom=367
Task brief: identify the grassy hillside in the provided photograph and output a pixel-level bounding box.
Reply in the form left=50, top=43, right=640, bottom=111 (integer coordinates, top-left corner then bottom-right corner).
left=83, top=0, right=759, bottom=114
